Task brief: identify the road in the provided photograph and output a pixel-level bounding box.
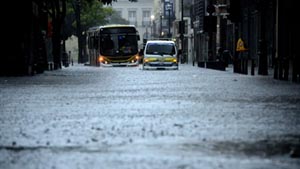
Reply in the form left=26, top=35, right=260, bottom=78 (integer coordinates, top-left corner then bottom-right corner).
left=0, top=64, right=300, bottom=169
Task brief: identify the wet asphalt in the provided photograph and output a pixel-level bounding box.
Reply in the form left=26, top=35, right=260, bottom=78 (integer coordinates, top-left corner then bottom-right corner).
left=0, top=64, right=300, bottom=169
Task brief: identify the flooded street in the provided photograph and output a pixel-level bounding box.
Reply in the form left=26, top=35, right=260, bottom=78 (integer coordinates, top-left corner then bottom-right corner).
left=1, top=64, right=300, bottom=169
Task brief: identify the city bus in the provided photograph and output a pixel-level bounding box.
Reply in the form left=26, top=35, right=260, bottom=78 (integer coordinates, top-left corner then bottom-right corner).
left=87, top=25, right=140, bottom=66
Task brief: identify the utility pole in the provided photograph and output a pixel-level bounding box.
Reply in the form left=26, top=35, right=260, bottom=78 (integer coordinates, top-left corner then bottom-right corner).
left=160, top=12, right=163, bottom=38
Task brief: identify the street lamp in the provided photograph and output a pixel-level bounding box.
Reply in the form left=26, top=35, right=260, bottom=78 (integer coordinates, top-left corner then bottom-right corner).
left=150, top=15, right=155, bottom=38
left=166, top=3, right=172, bottom=38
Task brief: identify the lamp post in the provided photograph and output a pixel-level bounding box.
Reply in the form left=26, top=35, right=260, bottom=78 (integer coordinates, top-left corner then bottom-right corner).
left=166, top=3, right=172, bottom=38
left=160, top=12, right=162, bottom=38
left=146, top=26, right=149, bottom=39
left=150, top=15, right=155, bottom=38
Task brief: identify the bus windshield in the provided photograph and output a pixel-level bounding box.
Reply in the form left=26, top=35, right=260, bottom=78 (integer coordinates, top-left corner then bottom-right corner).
left=100, top=29, right=138, bottom=56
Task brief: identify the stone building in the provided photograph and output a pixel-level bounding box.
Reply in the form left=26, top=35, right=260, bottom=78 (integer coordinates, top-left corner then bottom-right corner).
left=111, top=0, right=155, bottom=49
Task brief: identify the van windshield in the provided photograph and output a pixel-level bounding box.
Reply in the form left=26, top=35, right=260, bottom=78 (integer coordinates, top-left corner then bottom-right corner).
left=146, top=43, right=176, bottom=55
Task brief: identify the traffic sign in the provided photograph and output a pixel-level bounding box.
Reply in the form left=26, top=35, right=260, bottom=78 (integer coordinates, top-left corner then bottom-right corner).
left=236, top=38, right=247, bottom=52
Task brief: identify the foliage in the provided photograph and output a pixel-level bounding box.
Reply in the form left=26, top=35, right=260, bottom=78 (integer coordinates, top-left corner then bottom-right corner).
left=68, top=0, right=138, bottom=63
left=80, top=0, right=113, bottom=30
left=65, top=0, right=137, bottom=37
left=65, top=0, right=113, bottom=37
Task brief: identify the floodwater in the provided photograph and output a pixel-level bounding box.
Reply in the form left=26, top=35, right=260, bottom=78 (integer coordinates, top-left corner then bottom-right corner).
left=0, top=64, right=299, bottom=169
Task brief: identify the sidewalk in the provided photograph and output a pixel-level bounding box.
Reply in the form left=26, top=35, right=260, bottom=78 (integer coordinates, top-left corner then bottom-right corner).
left=187, top=61, right=282, bottom=82
left=225, top=64, right=275, bottom=77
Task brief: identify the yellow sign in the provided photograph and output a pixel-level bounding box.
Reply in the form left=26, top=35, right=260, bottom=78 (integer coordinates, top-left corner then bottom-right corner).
left=236, top=38, right=247, bottom=52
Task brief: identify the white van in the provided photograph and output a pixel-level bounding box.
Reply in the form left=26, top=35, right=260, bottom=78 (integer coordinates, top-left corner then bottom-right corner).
left=142, top=40, right=178, bottom=70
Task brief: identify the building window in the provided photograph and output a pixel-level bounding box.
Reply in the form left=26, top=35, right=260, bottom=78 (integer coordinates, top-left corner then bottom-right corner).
left=128, top=10, right=137, bottom=26
left=142, top=10, right=151, bottom=27
left=184, top=19, right=188, bottom=34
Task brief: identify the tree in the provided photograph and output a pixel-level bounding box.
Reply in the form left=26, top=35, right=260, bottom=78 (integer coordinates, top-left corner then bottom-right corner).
left=72, top=0, right=137, bottom=63
left=80, top=1, right=113, bottom=30
left=69, top=0, right=113, bottom=63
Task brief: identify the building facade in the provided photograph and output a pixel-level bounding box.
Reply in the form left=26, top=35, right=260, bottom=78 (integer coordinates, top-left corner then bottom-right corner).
left=173, top=0, right=193, bottom=64
left=2, top=1, right=52, bottom=76
left=111, top=0, right=155, bottom=49
left=190, top=0, right=299, bottom=82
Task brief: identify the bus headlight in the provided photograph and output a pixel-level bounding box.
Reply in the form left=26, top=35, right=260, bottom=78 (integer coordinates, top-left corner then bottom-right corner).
left=99, top=56, right=104, bottom=63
